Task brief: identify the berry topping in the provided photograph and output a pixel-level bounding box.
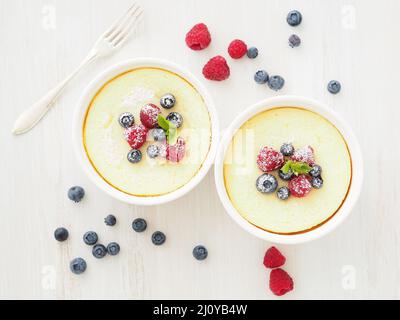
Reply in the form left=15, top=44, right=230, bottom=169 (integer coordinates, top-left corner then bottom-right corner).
left=166, top=137, right=186, bottom=163
left=104, top=215, right=117, bottom=227
left=256, top=174, right=279, bottom=194
left=291, top=146, right=315, bottom=166
left=83, top=231, right=98, bottom=246
left=185, top=23, right=212, bottom=51
left=152, top=231, right=166, bottom=246
left=203, top=56, right=230, bottom=81
left=147, top=145, right=160, bottom=159
left=140, top=104, right=161, bottom=129
left=328, top=80, right=342, bottom=94
left=160, top=94, right=176, bottom=109
left=257, top=147, right=285, bottom=172
left=68, top=186, right=85, bottom=203
left=311, top=176, right=324, bottom=189
left=132, top=218, right=147, bottom=233
left=70, top=258, right=87, bottom=275
left=107, top=242, right=120, bottom=256
left=287, top=10, right=302, bottom=27
left=263, top=247, right=286, bottom=269
left=124, top=125, right=148, bottom=149
left=310, top=165, right=322, bottom=178
left=254, top=70, right=269, bottom=84
left=268, top=75, right=285, bottom=91
left=269, top=268, right=294, bottom=296
left=277, top=187, right=291, bottom=200
left=153, top=128, right=167, bottom=142
left=279, top=169, right=294, bottom=181
left=247, top=47, right=259, bottom=59
left=193, top=245, right=208, bottom=261
left=228, top=39, right=248, bottom=59
left=127, top=149, right=143, bottom=164
left=166, top=112, right=183, bottom=128
left=289, top=175, right=312, bottom=198
left=280, top=143, right=295, bottom=157
left=118, top=112, right=135, bottom=128
left=92, top=244, right=107, bottom=259
left=289, top=34, right=301, bottom=48
left=54, top=228, right=69, bottom=242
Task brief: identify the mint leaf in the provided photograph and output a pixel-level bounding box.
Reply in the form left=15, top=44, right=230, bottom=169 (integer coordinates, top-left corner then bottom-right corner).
left=157, top=115, right=170, bottom=131
left=281, top=161, right=311, bottom=176
left=281, top=161, right=293, bottom=174
left=157, top=115, right=178, bottom=145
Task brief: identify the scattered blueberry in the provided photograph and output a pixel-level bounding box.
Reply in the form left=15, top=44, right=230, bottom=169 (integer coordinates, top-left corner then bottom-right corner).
left=132, top=218, right=147, bottom=233
left=280, top=143, right=295, bottom=156
left=247, top=47, right=259, bottom=59
left=193, top=245, right=208, bottom=261
left=127, top=149, right=142, bottom=164
left=268, top=75, right=285, bottom=91
left=328, top=80, right=341, bottom=94
left=147, top=145, right=160, bottom=159
left=104, top=215, right=117, bottom=227
left=70, top=258, right=87, bottom=275
left=68, top=186, right=85, bottom=203
left=287, top=10, right=302, bottom=26
left=92, top=244, right=107, bottom=259
left=256, top=174, right=278, bottom=194
left=277, top=187, right=291, bottom=200
left=289, top=34, right=301, bottom=48
left=118, top=112, right=135, bottom=128
left=83, top=231, right=98, bottom=246
left=107, top=242, right=120, bottom=256
left=166, top=112, right=183, bottom=128
left=254, top=70, right=269, bottom=84
left=279, top=169, right=294, bottom=181
left=152, top=231, right=166, bottom=246
left=310, top=165, right=322, bottom=178
left=160, top=94, right=176, bottom=109
left=153, top=128, right=166, bottom=142
left=311, top=176, right=324, bottom=189
left=54, top=228, right=69, bottom=242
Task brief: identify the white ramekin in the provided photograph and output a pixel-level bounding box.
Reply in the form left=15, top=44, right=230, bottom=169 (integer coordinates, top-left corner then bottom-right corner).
left=214, top=96, right=363, bottom=244
left=73, top=58, right=219, bottom=206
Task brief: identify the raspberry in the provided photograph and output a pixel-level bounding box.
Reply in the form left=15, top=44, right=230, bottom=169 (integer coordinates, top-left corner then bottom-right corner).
left=228, top=39, right=248, bottom=59
left=291, top=146, right=315, bottom=166
left=185, top=23, right=212, bottom=51
left=269, top=269, right=294, bottom=297
left=167, top=137, right=186, bottom=163
left=202, top=56, right=230, bottom=81
left=257, top=147, right=285, bottom=172
left=124, top=125, right=148, bottom=149
left=263, top=247, right=286, bottom=269
left=140, top=104, right=161, bottom=129
left=289, top=175, right=312, bottom=198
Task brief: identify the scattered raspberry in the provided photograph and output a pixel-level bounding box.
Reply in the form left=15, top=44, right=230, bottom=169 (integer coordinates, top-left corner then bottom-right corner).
left=289, top=174, right=312, bottom=198
left=228, top=39, right=248, bottom=59
left=167, top=137, right=186, bottom=163
left=185, top=23, right=212, bottom=51
left=269, top=269, right=294, bottom=297
left=202, top=56, right=230, bottom=81
left=140, top=104, right=161, bottom=129
left=291, top=146, right=315, bottom=166
left=124, top=125, right=148, bottom=149
left=263, top=247, right=286, bottom=269
left=257, top=147, right=285, bottom=172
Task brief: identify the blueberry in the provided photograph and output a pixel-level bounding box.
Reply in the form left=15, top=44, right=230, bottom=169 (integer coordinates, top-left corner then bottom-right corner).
left=127, top=149, right=142, bottom=164
left=247, top=47, right=259, bottom=59
left=287, top=10, right=302, bottom=26
left=107, top=242, right=120, bottom=256
left=147, top=145, right=160, bottom=159
left=310, top=165, right=322, bottom=178
left=256, top=174, right=278, bottom=194
left=280, top=143, right=295, bottom=156
left=152, top=231, right=166, bottom=246
left=83, top=231, right=98, bottom=246
left=104, top=215, right=117, bottom=227
left=160, top=94, right=176, bottom=109
left=166, top=112, right=183, bottom=128
left=254, top=70, right=269, bottom=84
left=132, top=218, right=147, bottom=233
left=328, top=80, right=341, bottom=94
left=70, top=258, right=87, bottom=275
left=54, top=228, right=69, bottom=242
left=92, top=244, right=107, bottom=259
left=193, top=245, right=208, bottom=261
left=153, top=128, right=166, bottom=142
left=279, top=169, right=294, bottom=181
left=68, top=186, right=85, bottom=203
left=289, top=34, right=301, bottom=48
left=118, top=112, right=135, bottom=128
left=312, top=176, right=324, bottom=189
left=277, top=187, right=291, bottom=200
left=268, top=76, right=285, bottom=91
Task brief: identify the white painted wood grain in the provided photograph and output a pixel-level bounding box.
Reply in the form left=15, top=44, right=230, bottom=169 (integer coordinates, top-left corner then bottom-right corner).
left=0, top=0, right=399, bottom=299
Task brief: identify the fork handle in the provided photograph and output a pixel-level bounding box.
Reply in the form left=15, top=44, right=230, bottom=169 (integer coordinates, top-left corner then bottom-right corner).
left=12, top=51, right=98, bottom=135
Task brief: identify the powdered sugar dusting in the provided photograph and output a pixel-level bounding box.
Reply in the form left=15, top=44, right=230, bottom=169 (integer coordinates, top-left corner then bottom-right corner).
left=122, top=87, right=155, bottom=108
left=291, top=146, right=315, bottom=165
left=257, top=147, right=285, bottom=172
left=289, top=175, right=312, bottom=198
left=124, top=125, right=148, bottom=149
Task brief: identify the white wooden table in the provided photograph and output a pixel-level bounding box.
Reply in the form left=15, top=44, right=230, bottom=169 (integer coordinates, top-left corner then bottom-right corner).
left=1, top=0, right=399, bottom=300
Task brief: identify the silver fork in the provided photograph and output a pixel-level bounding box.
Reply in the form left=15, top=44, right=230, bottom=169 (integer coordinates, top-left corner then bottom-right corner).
left=13, top=3, right=143, bottom=135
